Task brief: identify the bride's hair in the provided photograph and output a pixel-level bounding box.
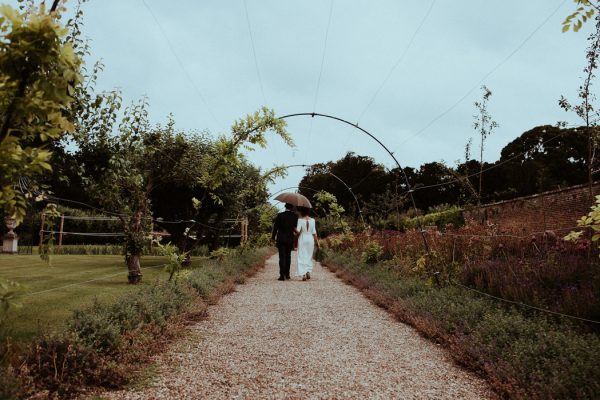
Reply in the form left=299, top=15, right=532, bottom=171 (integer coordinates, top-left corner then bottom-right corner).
left=297, top=206, right=311, bottom=217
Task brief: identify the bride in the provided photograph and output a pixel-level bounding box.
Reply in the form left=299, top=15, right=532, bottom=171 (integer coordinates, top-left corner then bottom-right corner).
left=295, top=206, right=319, bottom=281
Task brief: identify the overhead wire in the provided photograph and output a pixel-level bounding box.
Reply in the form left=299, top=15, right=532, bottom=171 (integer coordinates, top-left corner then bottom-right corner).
left=356, top=0, right=437, bottom=124
left=18, top=180, right=231, bottom=232
left=140, top=0, right=222, bottom=130
left=396, top=0, right=568, bottom=147
left=304, top=0, right=335, bottom=166
left=243, top=0, right=267, bottom=106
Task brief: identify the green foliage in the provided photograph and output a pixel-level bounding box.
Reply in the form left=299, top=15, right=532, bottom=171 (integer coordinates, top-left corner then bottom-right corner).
left=362, top=240, right=384, bottom=264
left=70, top=280, right=191, bottom=352
left=39, top=203, right=61, bottom=263
left=0, top=4, right=82, bottom=225
left=563, top=1, right=597, bottom=32
left=0, top=278, right=24, bottom=326
left=314, top=190, right=351, bottom=234
left=565, top=194, right=600, bottom=255
left=403, top=206, right=464, bottom=231
left=210, top=247, right=229, bottom=262
left=199, top=107, right=293, bottom=196
left=314, top=246, right=327, bottom=262
left=153, top=240, right=190, bottom=281
left=325, top=251, right=600, bottom=399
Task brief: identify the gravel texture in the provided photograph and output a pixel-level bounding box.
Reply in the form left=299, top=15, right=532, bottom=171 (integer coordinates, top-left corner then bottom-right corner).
left=104, top=254, right=491, bottom=399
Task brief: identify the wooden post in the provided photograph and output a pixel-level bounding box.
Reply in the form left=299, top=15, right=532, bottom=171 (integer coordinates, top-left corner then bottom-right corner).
left=58, top=215, right=64, bottom=252
left=39, top=213, right=45, bottom=247
left=149, top=222, right=154, bottom=253
left=240, top=217, right=248, bottom=244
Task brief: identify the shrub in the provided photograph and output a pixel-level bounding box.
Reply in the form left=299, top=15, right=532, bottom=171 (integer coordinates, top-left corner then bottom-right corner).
left=362, top=241, right=384, bottom=264
left=20, top=332, right=122, bottom=397
left=403, top=206, right=464, bottom=231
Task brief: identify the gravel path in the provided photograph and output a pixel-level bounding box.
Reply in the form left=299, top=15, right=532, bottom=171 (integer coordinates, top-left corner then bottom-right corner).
left=104, top=254, right=491, bottom=399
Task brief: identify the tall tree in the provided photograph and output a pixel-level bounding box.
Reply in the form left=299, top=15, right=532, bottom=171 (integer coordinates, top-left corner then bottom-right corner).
left=560, top=15, right=600, bottom=201
left=77, top=104, right=290, bottom=283
left=0, top=4, right=81, bottom=224
left=473, top=85, right=498, bottom=203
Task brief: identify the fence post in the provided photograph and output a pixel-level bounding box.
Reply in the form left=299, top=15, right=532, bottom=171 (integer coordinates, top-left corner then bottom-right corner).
left=39, top=213, right=45, bottom=248
left=58, top=214, right=64, bottom=252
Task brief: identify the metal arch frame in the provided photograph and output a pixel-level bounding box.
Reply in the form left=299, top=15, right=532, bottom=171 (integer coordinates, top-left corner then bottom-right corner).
left=276, top=112, right=429, bottom=252
left=275, top=164, right=367, bottom=228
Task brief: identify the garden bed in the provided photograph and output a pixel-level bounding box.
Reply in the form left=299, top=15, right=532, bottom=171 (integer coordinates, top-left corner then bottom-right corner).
left=0, top=247, right=273, bottom=399
left=322, top=250, right=600, bottom=399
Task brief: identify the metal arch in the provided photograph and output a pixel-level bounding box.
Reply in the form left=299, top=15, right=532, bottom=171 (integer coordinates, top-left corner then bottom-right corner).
left=275, top=164, right=367, bottom=228
left=276, top=112, right=429, bottom=252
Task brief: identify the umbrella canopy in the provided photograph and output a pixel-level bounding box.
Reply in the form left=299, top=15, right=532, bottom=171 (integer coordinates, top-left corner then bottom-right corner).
left=274, top=192, right=312, bottom=208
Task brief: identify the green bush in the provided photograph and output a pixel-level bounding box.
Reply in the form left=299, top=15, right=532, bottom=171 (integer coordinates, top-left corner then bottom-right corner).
left=71, top=280, right=191, bottom=353
left=361, top=241, right=384, bottom=264
left=403, top=207, right=464, bottom=231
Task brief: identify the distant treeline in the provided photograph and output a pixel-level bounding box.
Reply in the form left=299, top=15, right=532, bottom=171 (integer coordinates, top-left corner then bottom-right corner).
left=299, top=125, right=588, bottom=219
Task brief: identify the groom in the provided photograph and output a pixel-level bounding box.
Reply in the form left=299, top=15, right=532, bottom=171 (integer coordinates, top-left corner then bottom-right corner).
left=271, top=203, right=298, bottom=281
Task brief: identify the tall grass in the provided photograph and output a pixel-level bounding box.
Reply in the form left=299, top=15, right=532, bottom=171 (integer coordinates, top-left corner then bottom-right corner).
left=328, top=224, right=600, bottom=321
left=325, top=252, right=600, bottom=399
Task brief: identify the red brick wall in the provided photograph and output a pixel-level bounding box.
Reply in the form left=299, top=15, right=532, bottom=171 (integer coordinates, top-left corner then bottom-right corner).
left=463, top=183, right=600, bottom=235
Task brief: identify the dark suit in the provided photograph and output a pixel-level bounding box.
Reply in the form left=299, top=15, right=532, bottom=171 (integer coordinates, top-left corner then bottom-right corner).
left=271, top=210, right=298, bottom=278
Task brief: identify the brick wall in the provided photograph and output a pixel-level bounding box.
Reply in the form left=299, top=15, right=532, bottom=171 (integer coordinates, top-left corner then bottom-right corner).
left=462, top=183, right=600, bottom=235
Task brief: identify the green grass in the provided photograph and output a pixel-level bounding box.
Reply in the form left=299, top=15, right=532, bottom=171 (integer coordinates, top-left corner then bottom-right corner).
left=0, top=254, right=170, bottom=342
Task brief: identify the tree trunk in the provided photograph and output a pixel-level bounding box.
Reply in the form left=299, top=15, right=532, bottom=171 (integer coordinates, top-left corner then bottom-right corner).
left=126, top=207, right=145, bottom=284
left=588, top=127, right=594, bottom=204
left=127, top=253, right=142, bottom=284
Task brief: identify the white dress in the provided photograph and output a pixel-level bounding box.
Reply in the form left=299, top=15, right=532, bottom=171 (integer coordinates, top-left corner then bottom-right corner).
left=296, top=217, right=317, bottom=277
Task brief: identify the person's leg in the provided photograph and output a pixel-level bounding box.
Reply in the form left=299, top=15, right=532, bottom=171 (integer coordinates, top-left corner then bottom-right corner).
left=277, top=244, right=286, bottom=280
left=284, top=244, right=292, bottom=279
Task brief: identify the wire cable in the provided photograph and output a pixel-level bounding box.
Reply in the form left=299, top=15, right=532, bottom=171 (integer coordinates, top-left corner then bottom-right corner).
left=396, top=0, right=568, bottom=147
left=21, top=263, right=169, bottom=298
left=41, top=230, right=126, bottom=237
left=356, top=0, right=437, bottom=123
left=304, top=0, right=335, bottom=165
left=140, top=0, right=222, bottom=130
left=453, top=281, right=600, bottom=325
left=429, top=225, right=585, bottom=240
left=243, top=0, right=267, bottom=106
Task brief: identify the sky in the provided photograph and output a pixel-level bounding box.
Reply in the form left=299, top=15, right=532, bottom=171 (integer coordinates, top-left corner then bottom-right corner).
left=17, top=0, right=595, bottom=203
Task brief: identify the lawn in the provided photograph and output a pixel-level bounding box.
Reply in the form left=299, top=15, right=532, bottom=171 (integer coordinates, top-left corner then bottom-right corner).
left=0, top=255, right=170, bottom=341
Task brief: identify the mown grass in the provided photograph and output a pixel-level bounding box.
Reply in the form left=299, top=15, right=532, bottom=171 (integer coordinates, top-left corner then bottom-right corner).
left=324, top=251, right=600, bottom=400
left=0, top=255, right=167, bottom=342
left=1, top=247, right=272, bottom=399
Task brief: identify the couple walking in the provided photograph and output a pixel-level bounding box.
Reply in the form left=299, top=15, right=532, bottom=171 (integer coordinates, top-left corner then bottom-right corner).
left=271, top=203, right=319, bottom=281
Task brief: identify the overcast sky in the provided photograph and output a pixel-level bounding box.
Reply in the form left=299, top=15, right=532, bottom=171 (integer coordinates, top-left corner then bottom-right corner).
left=19, top=0, right=595, bottom=203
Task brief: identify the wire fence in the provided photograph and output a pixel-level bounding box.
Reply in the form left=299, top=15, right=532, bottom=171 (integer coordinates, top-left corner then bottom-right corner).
left=21, top=263, right=169, bottom=299
left=452, top=281, right=600, bottom=325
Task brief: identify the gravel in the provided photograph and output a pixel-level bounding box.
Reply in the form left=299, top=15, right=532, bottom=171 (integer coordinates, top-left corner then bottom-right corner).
left=103, top=254, right=491, bottom=399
